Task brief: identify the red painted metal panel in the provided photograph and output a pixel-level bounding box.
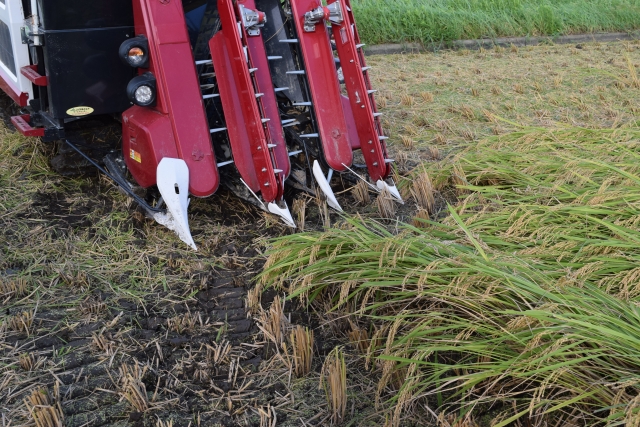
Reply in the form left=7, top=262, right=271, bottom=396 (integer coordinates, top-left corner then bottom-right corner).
left=210, top=0, right=280, bottom=203
left=289, top=0, right=352, bottom=172
left=341, top=96, right=360, bottom=150
left=209, top=35, right=261, bottom=194
left=328, top=0, right=389, bottom=181
left=240, top=0, right=291, bottom=181
left=11, top=114, right=44, bottom=137
left=20, top=65, right=48, bottom=86
left=123, top=106, right=179, bottom=188
left=0, top=70, right=28, bottom=107
left=342, top=0, right=386, bottom=146
left=127, top=0, right=219, bottom=198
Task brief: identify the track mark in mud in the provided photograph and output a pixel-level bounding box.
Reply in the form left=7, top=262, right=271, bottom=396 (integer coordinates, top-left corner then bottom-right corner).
left=1, top=267, right=272, bottom=427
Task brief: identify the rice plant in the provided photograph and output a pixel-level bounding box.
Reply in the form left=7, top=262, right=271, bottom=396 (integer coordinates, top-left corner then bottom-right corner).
left=260, top=126, right=640, bottom=426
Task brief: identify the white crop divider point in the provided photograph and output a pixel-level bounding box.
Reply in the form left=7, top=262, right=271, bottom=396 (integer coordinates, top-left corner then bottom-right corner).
left=153, top=158, right=197, bottom=250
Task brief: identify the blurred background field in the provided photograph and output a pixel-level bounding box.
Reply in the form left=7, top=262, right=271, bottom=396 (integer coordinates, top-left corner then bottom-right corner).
left=352, top=0, right=640, bottom=44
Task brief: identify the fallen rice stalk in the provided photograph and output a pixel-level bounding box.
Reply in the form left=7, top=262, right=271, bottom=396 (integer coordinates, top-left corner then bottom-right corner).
left=261, top=127, right=640, bottom=426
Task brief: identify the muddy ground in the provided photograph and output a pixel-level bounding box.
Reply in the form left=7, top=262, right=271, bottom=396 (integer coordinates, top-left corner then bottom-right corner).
left=0, top=130, right=406, bottom=427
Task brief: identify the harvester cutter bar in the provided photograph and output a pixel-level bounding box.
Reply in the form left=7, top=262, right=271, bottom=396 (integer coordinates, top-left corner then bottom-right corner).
left=209, top=0, right=283, bottom=203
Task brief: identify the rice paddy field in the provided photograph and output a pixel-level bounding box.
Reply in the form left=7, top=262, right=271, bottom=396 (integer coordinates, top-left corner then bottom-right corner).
left=2, top=40, right=640, bottom=427
left=352, top=0, right=640, bottom=44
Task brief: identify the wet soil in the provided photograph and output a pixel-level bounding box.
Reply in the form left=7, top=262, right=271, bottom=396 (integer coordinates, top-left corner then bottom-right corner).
left=0, top=167, right=390, bottom=427
left=0, top=83, right=419, bottom=426
left=2, top=190, right=271, bottom=426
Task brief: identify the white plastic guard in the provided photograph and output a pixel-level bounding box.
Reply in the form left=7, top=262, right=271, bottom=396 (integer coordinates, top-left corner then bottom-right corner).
left=377, top=179, right=404, bottom=204
left=312, top=160, right=343, bottom=211
left=153, top=158, right=197, bottom=250
left=268, top=201, right=296, bottom=228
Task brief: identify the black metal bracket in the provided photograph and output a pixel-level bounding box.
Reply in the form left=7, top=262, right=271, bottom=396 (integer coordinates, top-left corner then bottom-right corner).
left=30, top=111, right=65, bottom=142
left=62, top=140, right=164, bottom=215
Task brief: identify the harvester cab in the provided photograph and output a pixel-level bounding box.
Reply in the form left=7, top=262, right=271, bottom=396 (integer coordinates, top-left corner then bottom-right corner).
left=2, top=0, right=402, bottom=249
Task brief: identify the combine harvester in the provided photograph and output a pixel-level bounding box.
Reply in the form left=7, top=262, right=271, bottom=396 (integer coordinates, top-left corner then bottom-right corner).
left=1, top=0, right=401, bottom=249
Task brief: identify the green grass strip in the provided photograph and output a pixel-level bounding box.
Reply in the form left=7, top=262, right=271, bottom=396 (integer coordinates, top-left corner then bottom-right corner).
left=351, top=0, right=640, bottom=44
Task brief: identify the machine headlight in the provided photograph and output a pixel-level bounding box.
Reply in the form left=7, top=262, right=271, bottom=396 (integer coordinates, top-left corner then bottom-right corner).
left=127, top=73, right=157, bottom=107
left=134, top=85, right=154, bottom=104
left=119, top=36, right=150, bottom=68
left=127, top=47, right=146, bottom=67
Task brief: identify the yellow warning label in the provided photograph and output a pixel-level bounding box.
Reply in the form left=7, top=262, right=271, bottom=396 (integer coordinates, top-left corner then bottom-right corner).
left=130, top=149, right=142, bottom=163
left=66, top=106, right=94, bottom=116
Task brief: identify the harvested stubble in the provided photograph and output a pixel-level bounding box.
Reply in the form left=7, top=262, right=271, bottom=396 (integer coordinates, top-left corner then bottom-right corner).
left=320, top=347, right=347, bottom=425
left=292, top=197, right=307, bottom=232
left=420, top=92, right=434, bottom=103
left=256, top=404, right=277, bottom=427
left=352, top=180, right=371, bottom=206
left=3, top=310, right=34, bottom=334
left=376, top=187, right=397, bottom=219
left=400, top=135, right=416, bottom=149
left=348, top=323, right=369, bottom=354
left=19, top=352, right=41, bottom=371
left=257, top=295, right=287, bottom=347
left=24, top=388, right=63, bottom=427
left=411, top=209, right=430, bottom=228
left=427, top=145, right=440, bottom=160
left=261, top=127, right=640, bottom=426
left=167, top=310, right=202, bottom=335
left=156, top=419, right=174, bottom=427
left=119, top=364, right=149, bottom=413
left=0, top=277, right=29, bottom=300
left=411, top=170, right=436, bottom=212
left=289, top=325, right=314, bottom=377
